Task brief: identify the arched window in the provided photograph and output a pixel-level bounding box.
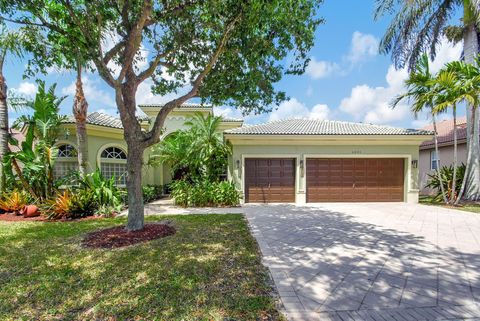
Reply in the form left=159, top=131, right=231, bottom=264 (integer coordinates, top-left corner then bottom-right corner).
left=54, top=144, right=78, bottom=179
left=100, top=146, right=127, bottom=186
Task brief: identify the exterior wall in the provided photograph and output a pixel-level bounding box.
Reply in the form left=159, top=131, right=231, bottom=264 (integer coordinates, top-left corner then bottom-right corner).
left=419, top=143, right=467, bottom=195
left=228, top=142, right=421, bottom=204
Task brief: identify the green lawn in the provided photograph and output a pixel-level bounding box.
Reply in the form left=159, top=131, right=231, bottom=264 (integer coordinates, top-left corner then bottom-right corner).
left=0, top=215, right=283, bottom=321
left=419, top=195, right=480, bottom=213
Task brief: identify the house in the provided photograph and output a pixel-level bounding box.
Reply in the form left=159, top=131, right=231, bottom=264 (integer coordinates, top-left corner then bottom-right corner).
left=56, top=104, right=433, bottom=204
left=224, top=119, right=432, bottom=204
left=418, top=117, right=468, bottom=195
left=55, top=103, right=243, bottom=187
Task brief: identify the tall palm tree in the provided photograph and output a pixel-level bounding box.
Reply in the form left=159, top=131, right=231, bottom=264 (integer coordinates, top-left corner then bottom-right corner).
left=0, top=27, right=24, bottom=193
left=437, top=60, right=480, bottom=203
left=375, top=0, right=480, bottom=200
left=392, top=54, right=449, bottom=203
left=73, top=60, right=89, bottom=176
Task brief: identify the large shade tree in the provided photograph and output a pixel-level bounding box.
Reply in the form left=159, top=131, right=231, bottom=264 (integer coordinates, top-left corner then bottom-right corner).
left=1, top=0, right=323, bottom=230
left=375, top=0, right=480, bottom=200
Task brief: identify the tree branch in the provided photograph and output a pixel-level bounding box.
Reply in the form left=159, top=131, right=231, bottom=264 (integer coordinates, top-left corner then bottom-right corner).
left=145, top=14, right=241, bottom=146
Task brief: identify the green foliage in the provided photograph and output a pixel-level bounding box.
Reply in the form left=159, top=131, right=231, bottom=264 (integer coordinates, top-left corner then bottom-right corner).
left=41, top=190, right=73, bottom=220
left=150, top=112, right=231, bottom=182
left=426, top=164, right=466, bottom=202
left=78, top=169, right=124, bottom=209
left=171, top=179, right=240, bottom=208
left=69, top=189, right=98, bottom=218
left=3, top=81, right=67, bottom=200
left=142, top=185, right=163, bottom=204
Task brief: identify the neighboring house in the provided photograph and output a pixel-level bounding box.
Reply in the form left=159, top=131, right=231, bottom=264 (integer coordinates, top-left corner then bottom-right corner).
left=418, top=117, right=468, bottom=195
left=54, top=103, right=243, bottom=187
left=224, top=119, right=432, bottom=204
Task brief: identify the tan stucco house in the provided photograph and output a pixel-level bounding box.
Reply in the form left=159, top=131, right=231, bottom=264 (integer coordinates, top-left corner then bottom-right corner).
left=418, top=117, right=468, bottom=195
left=55, top=104, right=432, bottom=204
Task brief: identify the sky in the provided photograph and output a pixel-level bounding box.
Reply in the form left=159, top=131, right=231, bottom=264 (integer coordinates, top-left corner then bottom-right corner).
left=4, top=1, right=464, bottom=129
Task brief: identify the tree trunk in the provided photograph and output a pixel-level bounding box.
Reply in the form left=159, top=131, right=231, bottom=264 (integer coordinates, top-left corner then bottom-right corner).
left=456, top=105, right=476, bottom=204
left=451, top=105, right=458, bottom=204
left=125, top=139, right=145, bottom=231
left=433, top=114, right=449, bottom=204
left=73, top=64, right=89, bottom=176
left=0, top=71, right=7, bottom=193
left=463, top=23, right=480, bottom=200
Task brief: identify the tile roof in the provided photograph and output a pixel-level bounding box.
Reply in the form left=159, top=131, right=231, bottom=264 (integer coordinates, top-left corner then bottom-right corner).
left=138, top=102, right=212, bottom=109
left=225, top=119, right=433, bottom=136
left=63, top=112, right=125, bottom=129
left=420, top=117, right=468, bottom=149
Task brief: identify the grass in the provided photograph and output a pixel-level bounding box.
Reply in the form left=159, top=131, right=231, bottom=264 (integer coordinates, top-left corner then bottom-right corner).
left=419, top=195, right=480, bottom=213
left=0, top=214, right=283, bottom=321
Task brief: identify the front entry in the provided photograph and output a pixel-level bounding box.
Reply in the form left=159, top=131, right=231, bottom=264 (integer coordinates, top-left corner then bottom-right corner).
left=306, top=158, right=404, bottom=202
left=244, top=158, right=295, bottom=203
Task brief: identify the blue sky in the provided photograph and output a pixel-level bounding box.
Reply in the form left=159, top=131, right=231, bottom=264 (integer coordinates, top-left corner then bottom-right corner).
left=5, top=1, right=463, bottom=129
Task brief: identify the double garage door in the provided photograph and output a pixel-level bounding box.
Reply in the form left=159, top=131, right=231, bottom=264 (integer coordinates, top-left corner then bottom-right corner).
left=244, top=158, right=404, bottom=203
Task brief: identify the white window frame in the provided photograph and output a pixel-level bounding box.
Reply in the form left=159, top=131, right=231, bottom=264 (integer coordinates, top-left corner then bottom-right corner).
left=98, top=144, right=128, bottom=187
left=54, top=143, right=78, bottom=180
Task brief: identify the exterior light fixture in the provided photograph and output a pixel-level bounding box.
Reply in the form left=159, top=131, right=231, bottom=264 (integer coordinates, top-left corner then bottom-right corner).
left=411, top=159, right=418, bottom=169
left=236, top=159, right=240, bottom=169
left=299, top=159, right=304, bottom=177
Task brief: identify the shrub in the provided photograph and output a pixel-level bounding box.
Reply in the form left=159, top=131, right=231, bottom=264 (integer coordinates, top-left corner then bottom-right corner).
left=69, top=190, right=98, bottom=218
left=142, top=185, right=163, bottom=203
left=42, top=190, right=73, bottom=219
left=78, top=169, right=124, bottom=208
left=426, top=163, right=465, bottom=201
left=0, top=190, right=29, bottom=214
left=170, top=179, right=240, bottom=207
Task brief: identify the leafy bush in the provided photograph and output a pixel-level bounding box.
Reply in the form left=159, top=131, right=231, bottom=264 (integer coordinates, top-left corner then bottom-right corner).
left=142, top=185, right=164, bottom=203
left=0, top=190, right=29, bottom=214
left=42, top=190, right=72, bottom=219
left=426, top=163, right=466, bottom=201
left=171, top=179, right=240, bottom=207
left=78, top=169, right=124, bottom=208
left=69, top=190, right=98, bottom=218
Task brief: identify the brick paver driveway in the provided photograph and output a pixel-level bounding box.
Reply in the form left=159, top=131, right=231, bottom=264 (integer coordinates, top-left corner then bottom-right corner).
left=244, top=203, right=480, bottom=321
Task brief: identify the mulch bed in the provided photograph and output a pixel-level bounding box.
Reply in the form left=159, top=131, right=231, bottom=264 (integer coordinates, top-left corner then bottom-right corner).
left=82, top=223, right=176, bottom=249
left=0, top=214, right=104, bottom=222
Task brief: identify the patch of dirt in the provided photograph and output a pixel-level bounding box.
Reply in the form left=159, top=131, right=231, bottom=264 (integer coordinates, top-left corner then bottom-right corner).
left=0, top=214, right=105, bottom=222
left=82, top=223, right=176, bottom=249
left=0, top=213, right=45, bottom=222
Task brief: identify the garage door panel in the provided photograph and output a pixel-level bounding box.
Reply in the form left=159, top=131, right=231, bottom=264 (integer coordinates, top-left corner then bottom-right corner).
left=245, top=158, right=295, bottom=203
left=307, top=158, right=404, bottom=202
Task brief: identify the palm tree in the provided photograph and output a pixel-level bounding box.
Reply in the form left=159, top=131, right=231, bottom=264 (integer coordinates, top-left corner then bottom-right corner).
left=392, top=54, right=449, bottom=203
left=375, top=0, right=480, bottom=200
left=0, top=27, right=25, bottom=193
left=73, top=60, right=89, bottom=177
left=437, top=60, right=480, bottom=203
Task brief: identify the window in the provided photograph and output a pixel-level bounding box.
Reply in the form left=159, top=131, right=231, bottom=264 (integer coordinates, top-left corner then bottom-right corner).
left=54, top=144, right=78, bottom=179
left=100, top=147, right=127, bottom=186
left=430, top=150, right=439, bottom=170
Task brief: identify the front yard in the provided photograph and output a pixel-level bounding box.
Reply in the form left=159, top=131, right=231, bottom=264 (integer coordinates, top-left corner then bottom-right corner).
left=0, top=214, right=282, bottom=320
left=419, top=195, right=480, bottom=213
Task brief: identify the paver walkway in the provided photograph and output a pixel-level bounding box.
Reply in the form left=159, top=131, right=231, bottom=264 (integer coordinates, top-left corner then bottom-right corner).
left=244, top=203, right=480, bottom=321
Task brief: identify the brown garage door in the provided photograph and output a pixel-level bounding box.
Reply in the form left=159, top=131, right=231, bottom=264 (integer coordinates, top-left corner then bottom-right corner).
left=306, top=158, right=404, bottom=202
left=245, top=158, right=295, bottom=203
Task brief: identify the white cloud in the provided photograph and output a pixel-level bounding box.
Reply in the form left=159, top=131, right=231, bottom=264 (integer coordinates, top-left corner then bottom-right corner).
left=346, top=31, right=379, bottom=64
left=16, top=82, right=37, bottom=96
left=305, top=57, right=340, bottom=79
left=339, top=39, right=462, bottom=125
left=62, top=75, right=116, bottom=108
left=269, top=98, right=330, bottom=122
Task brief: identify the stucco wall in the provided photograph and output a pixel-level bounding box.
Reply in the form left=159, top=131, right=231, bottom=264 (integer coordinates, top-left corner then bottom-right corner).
left=228, top=142, right=420, bottom=204
left=419, top=143, right=467, bottom=195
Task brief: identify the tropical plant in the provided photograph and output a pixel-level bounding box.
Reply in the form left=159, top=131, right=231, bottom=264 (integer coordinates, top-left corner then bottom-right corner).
left=142, top=185, right=163, bottom=204
left=0, top=190, right=29, bottom=214
left=392, top=54, right=449, bottom=203
left=1, top=0, right=322, bottom=230
left=375, top=0, right=480, bottom=200
left=432, top=60, right=480, bottom=203
left=69, top=189, right=98, bottom=218
left=3, top=82, right=66, bottom=200
left=150, top=112, right=231, bottom=182
left=42, top=190, right=72, bottom=219
left=170, top=179, right=240, bottom=207
left=78, top=169, right=124, bottom=209
left=426, top=164, right=466, bottom=202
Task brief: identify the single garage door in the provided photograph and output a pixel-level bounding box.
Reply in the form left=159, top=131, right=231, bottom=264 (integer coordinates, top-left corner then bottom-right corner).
left=245, top=158, right=295, bottom=203
left=306, top=158, right=404, bottom=202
